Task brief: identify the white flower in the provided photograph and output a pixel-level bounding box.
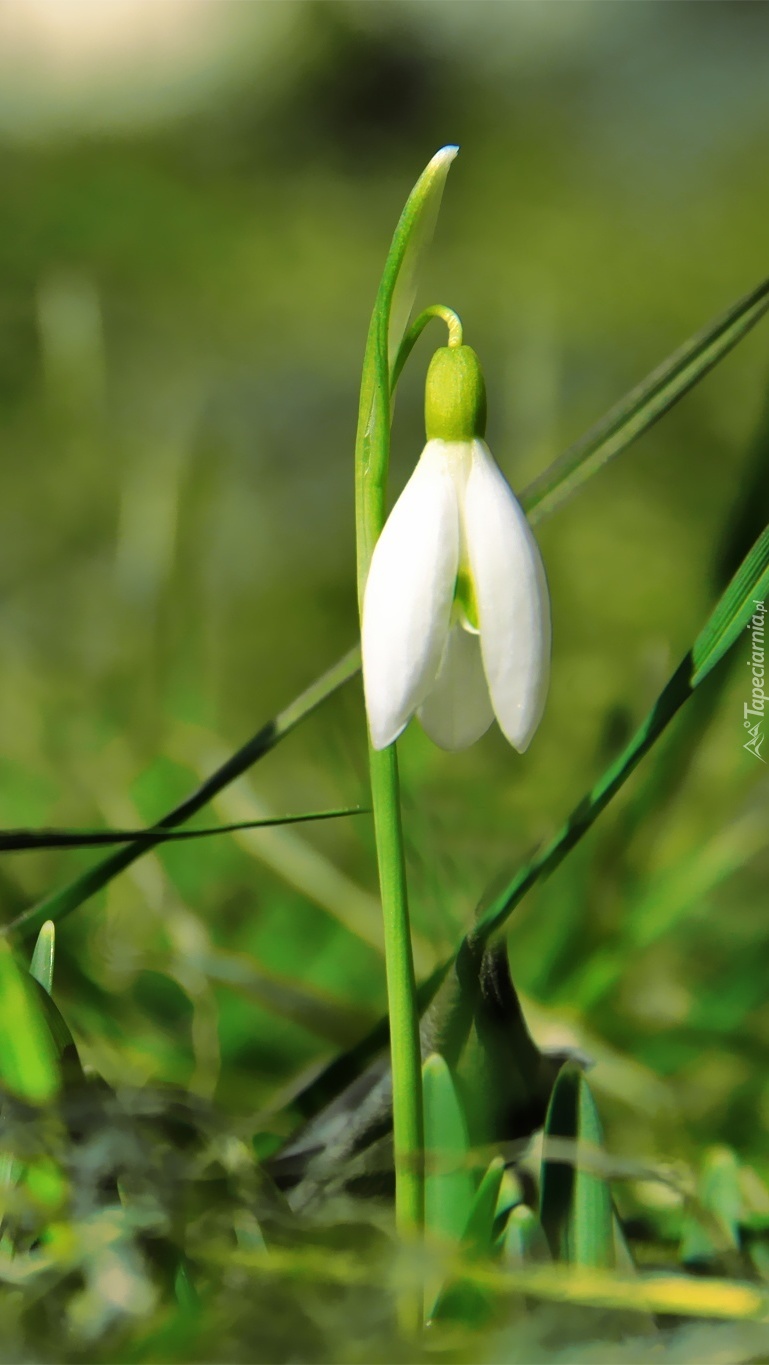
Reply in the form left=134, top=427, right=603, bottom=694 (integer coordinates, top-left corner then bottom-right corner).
left=361, top=346, right=550, bottom=753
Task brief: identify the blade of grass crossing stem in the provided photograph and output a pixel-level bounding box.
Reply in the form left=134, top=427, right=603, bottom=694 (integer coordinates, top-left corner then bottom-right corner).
left=5, top=646, right=361, bottom=941
left=540, top=1065, right=614, bottom=1268
left=29, top=921, right=55, bottom=994
left=521, top=275, right=769, bottom=524
left=0, top=941, right=60, bottom=1103
left=471, top=524, right=769, bottom=949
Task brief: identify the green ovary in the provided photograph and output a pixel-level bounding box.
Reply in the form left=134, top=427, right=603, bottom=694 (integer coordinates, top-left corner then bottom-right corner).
left=453, top=565, right=479, bottom=633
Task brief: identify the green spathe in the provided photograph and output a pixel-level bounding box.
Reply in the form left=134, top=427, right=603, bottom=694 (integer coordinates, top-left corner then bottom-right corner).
left=425, top=345, right=487, bottom=442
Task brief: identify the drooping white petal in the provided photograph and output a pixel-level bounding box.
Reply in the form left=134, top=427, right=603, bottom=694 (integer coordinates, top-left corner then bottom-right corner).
left=362, top=441, right=459, bottom=749
left=463, top=440, right=550, bottom=752
left=417, top=622, right=494, bottom=751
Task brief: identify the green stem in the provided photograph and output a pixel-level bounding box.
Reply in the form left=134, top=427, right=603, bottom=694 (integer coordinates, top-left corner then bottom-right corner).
left=354, top=305, right=465, bottom=1331
left=355, top=278, right=464, bottom=1327
left=390, top=305, right=463, bottom=390
left=368, top=743, right=424, bottom=1242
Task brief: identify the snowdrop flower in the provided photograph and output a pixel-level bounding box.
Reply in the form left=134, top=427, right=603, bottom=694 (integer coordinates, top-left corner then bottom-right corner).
left=362, top=344, right=550, bottom=752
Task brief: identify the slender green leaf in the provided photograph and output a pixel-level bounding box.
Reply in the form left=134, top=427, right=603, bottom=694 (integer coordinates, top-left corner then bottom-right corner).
left=4, top=646, right=360, bottom=941
left=26, top=977, right=86, bottom=1088
left=29, top=921, right=55, bottom=995
left=423, top=1051, right=476, bottom=1323
left=692, top=528, right=769, bottom=684
left=428, top=1154, right=506, bottom=1328
left=386, top=149, right=459, bottom=367
left=0, top=808, right=364, bottom=852
left=471, top=522, right=769, bottom=948
left=423, top=1052, right=475, bottom=1246
left=462, top=1155, right=506, bottom=1256
left=356, top=146, right=458, bottom=590
left=540, top=1066, right=614, bottom=1269
left=0, top=940, right=60, bottom=1103
left=521, top=275, right=769, bottom=523
left=681, top=1147, right=744, bottom=1265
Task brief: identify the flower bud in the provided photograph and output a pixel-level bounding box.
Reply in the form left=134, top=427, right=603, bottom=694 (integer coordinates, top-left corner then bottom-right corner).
left=424, top=344, right=487, bottom=442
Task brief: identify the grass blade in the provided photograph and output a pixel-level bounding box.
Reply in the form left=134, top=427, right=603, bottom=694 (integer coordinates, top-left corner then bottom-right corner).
left=471, top=523, right=769, bottom=948
left=540, top=1066, right=614, bottom=1268
left=0, top=940, right=60, bottom=1103
left=0, top=808, right=364, bottom=852
left=29, top=921, right=55, bottom=994
left=3, top=646, right=360, bottom=941
left=462, top=1155, right=506, bottom=1256
left=423, top=1052, right=475, bottom=1247
left=521, top=275, right=769, bottom=523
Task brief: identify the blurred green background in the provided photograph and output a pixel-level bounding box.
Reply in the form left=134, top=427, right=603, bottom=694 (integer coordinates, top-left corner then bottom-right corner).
left=0, top=0, right=768, bottom=1205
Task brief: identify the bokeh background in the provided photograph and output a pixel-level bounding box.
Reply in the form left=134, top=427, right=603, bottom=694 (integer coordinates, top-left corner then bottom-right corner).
left=1, top=0, right=768, bottom=1208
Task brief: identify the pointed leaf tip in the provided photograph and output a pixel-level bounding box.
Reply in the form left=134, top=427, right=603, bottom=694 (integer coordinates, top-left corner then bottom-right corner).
left=385, top=146, right=460, bottom=365
left=29, top=920, right=55, bottom=995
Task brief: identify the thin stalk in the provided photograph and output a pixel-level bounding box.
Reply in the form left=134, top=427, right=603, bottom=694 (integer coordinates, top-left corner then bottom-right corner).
left=390, top=305, right=463, bottom=389
left=368, top=743, right=424, bottom=1247
left=355, top=321, right=425, bottom=1266
left=354, top=298, right=464, bottom=1333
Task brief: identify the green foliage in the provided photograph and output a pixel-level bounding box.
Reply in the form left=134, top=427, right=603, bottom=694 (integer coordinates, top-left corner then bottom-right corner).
left=540, top=1066, right=614, bottom=1269
left=1, top=17, right=769, bottom=1357
left=423, top=1052, right=475, bottom=1246
left=0, top=940, right=60, bottom=1104
left=29, top=920, right=55, bottom=995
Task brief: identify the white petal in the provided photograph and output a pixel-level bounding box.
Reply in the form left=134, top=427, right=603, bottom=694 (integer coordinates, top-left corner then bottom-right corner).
left=362, top=442, right=459, bottom=749
left=417, top=624, right=494, bottom=751
left=463, top=440, right=551, bottom=752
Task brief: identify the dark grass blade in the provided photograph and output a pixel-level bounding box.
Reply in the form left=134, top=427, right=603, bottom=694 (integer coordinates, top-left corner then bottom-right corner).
left=539, top=1066, right=614, bottom=1268
left=3, top=647, right=360, bottom=941
left=521, top=275, right=769, bottom=523
left=0, top=808, right=365, bottom=853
